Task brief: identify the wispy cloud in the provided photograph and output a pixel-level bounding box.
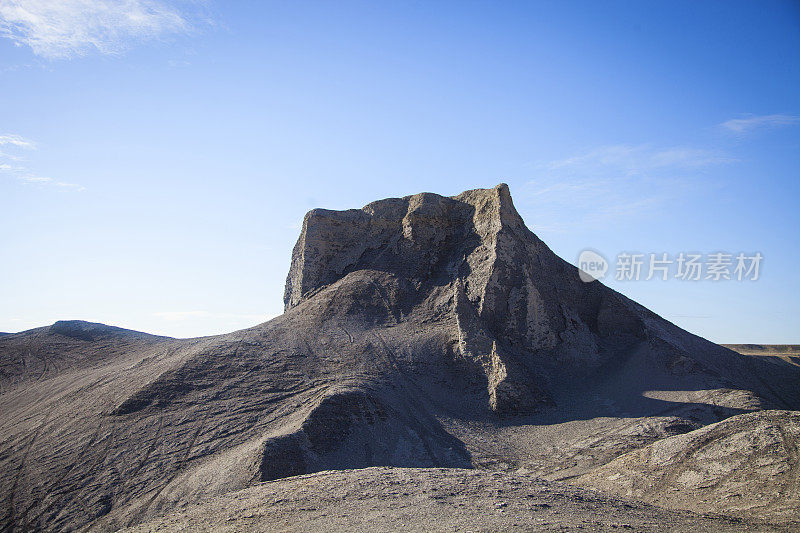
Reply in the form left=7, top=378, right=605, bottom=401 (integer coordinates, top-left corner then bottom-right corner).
left=0, top=133, right=85, bottom=190
left=18, top=175, right=85, bottom=190
left=545, top=144, right=735, bottom=174
left=19, top=175, right=50, bottom=183
left=721, top=114, right=800, bottom=134
left=0, top=134, right=35, bottom=148
left=154, top=311, right=275, bottom=323
left=154, top=311, right=209, bottom=321
left=0, top=0, right=194, bottom=59
left=522, top=144, right=733, bottom=233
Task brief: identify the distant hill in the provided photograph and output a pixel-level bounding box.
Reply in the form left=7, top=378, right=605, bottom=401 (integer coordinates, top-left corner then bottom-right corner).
left=724, top=344, right=800, bottom=368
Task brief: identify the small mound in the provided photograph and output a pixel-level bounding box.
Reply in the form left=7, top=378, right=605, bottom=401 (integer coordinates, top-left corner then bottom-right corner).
left=259, top=388, right=471, bottom=481
left=574, top=410, right=800, bottom=524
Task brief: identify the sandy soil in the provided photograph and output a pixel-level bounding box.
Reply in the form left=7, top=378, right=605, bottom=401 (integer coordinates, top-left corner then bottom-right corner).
left=120, top=467, right=775, bottom=532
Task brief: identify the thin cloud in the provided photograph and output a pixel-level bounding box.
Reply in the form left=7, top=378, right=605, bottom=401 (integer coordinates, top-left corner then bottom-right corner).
left=154, top=311, right=274, bottom=322
left=0, top=150, right=24, bottom=161
left=54, top=181, right=85, bottom=190
left=20, top=175, right=51, bottom=183
left=0, top=134, right=34, bottom=148
left=154, top=310, right=208, bottom=321
left=0, top=134, right=85, bottom=191
left=545, top=144, right=735, bottom=174
left=0, top=0, right=193, bottom=59
left=522, top=144, right=733, bottom=233
left=17, top=175, right=86, bottom=190
left=721, top=114, right=800, bottom=133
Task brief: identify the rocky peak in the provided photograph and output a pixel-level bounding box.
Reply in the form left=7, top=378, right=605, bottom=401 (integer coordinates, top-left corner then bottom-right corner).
left=282, top=183, right=640, bottom=413
left=283, top=183, right=523, bottom=311
left=279, top=183, right=796, bottom=416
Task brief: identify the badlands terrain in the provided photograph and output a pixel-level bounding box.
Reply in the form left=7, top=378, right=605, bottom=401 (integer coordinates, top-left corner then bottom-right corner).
left=1, top=184, right=798, bottom=531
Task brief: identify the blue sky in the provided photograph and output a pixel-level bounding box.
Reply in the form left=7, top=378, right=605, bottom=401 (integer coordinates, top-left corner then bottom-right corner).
left=1, top=1, right=798, bottom=342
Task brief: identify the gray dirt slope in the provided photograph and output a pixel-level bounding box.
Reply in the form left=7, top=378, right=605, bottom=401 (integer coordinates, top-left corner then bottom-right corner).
left=1, top=184, right=798, bottom=531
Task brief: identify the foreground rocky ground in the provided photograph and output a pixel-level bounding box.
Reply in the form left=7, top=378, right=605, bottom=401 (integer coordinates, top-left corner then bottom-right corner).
left=121, top=467, right=780, bottom=532
left=1, top=185, right=798, bottom=531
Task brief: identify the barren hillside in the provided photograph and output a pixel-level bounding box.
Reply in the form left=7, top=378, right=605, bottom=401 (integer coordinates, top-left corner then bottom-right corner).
left=1, top=185, right=797, bottom=531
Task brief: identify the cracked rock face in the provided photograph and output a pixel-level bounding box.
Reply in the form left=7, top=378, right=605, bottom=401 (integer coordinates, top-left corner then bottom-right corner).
left=1, top=184, right=799, bottom=532
left=284, top=184, right=620, bottom=413
left=282, top=184, right=794, bottom=415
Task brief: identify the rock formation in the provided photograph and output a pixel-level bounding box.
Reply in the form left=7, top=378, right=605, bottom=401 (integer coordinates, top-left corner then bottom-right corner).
left=0, top=184, right=797, bottom=531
